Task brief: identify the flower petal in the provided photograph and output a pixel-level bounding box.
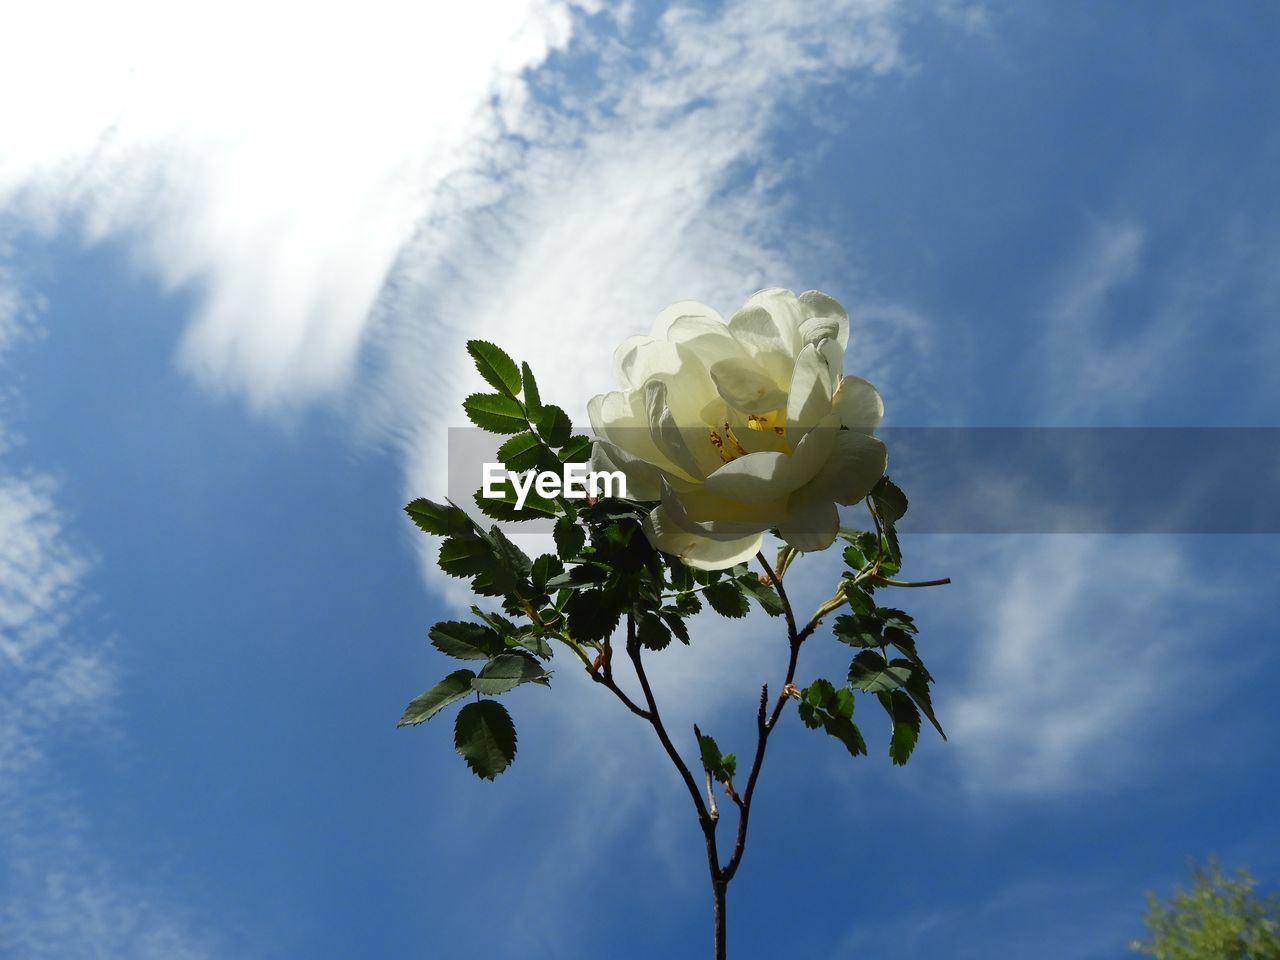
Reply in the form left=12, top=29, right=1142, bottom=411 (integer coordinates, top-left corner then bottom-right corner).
left=613, top=335, right=682, bottom=391
left=832, top=376, right=884, bottom=432
left=801, top=429, right=887, bottom=505
left=590, top=440, right=665, bottom=502
left=645, top=379, right=707, bottom=481
left=785, top=342, right=835, bottom=444
left=738, top=288, right=805, bottom=356
left=798, top=290, right=850, bottom=351
left=642, top=505, right=764, bottom=571
left=777, top=491, right=840, bottom=552
left=651, top=300, right=724, bottom=339
left=708, top=357, right=788, bottom=414
left=588, top=390, right=676, bottom=473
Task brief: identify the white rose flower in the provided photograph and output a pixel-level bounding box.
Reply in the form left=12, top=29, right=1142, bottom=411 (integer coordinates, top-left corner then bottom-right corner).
left=588, top=288, right=887, bottom=570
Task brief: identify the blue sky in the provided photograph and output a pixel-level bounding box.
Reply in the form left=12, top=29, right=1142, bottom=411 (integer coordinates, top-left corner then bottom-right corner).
left=1, top=2, right=1278, bottom=958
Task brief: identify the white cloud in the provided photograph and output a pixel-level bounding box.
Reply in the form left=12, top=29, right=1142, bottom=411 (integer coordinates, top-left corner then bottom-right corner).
left=942, top=535, right=1224, bottom=796
left=0, top=0, right=586, bottom=409
left=0, top=289, right=218, bottom=957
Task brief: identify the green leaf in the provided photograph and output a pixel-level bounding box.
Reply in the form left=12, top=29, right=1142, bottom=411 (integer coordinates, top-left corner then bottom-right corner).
left=842, top=542, right=868, bottom=571
left=467, top=340, right=523, bottom=398
left=438, top=537, right=494, bottom=579
left=564, top=589, right=621, bottom=643
left=554, top=515, right=586, bottom=559
left=530, top=554, right=564, bottom=594
left=797, top=679, right=867, bottom=758
left=471, top=653, right=550, bottom=694
left=659, top=609, right=690, bottom=645
left=464, top=392, right=528, bottom=434
left=824, top=714, right=868, bottom=758
left=405, top=498, right=470, bottom=537
left=510, top=629, right=554, bottom=660
left=738, top=575, right=784, bottom=617
left=496, top=433, right=545, bottom=472
left=833, top=613, right=883, bottom=648
left=471, top=606, right=517, bottom=635
left=704, top=580, right=750, bottom=619
left=398, top=669, right=476, bottom=726
left=454, top=699, right=517, bottom=779
left=871, top=475, right=908, bottom=524
left=536, top=403, right=573, bottom=446
left=905, top=670, right=946, bottom=740
left=521, top=361, right=542, bottom=418
left=882, top=690, right=921, bottom=765
left=876, top=608, right=918, bottom=635
left=842, top=582, right=876, bottom=615
left=472, top=484, right=557, bottom=522
left=429, top=621, right=503, bottom=660
left=671, top=590, right=703, bottom=617
left=558, top=434, right=593, bottom=464
left=637, top=611, right=672, bottom=651
left=696, top=730, right=737, bottom=782
left=848, top=650, right=913, bottom=693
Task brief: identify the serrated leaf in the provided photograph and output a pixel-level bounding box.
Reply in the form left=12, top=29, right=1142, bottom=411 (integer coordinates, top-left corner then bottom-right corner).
left=537, top=404, right=572, bottom=447
left=429, top=621, right=503, bottom=660
left=842, top=582, right=876, bottom=615
left=511, top=630, right=554, bottom=660
left=833, top=613, right=882, bottom=647
left=471, top=653, right=550, bottom=694
left=558, top=434, right=593, bottom=464
left=638, top=611, right=672, bottom=651
left=737, top=575, right=784, bottom=617
left=473, top=484, right=557, bottom=521
left=554, top=515, right=586, bottom=559
left=882, top=690, right=921, bottom=765
left=530, top=554, right=564, bottom=594
left=471, top=606, right=517, bottom=634
left=842, top=543, right=869, bottom=570
left=696, top=731, right=736, bottom=782
left=672, top=590, right=703, bottom=617
left=398, top=669, right=476, bottom=726
left=564, top=589, right=621, bottom=643
left=824, top=714, right=868, bottom=758
left=521, top=361, right=542, bottom=417
left=467, top=340, right=523, bottom=398
left=905, top=670, right=946, bottom=740
left=496, top=433, right=544, bottom=472
left=405, top=498, right=471, bottom=537
left=704, top=580, right=750, bottom=619
left=438, top=537, right=494, bottom=579
left=659, top=608, right=690, bottom=645
left=454, top=700, right=517, bottom=779
left=871, top=475, right=908, bottom=524
left=464, top=392, right=527, bottom=434
left=876, top=607, right=918, bottom=634
left=848, top=650, right=913, bottom=693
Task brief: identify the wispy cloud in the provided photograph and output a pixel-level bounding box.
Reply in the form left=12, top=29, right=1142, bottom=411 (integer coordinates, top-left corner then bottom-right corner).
left=0, top=0, right=590, bottom=409
left=941, top=535, right=1225, bottom=796
left=0, top=283, right=218, bottom=958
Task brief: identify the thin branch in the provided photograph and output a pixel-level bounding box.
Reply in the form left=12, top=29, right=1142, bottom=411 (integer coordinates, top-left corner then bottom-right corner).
left=870, top=574, right=952, bottom=588
left=625, top=616, right=714, bottom=830
left=720, top=552, right=811, bottom=882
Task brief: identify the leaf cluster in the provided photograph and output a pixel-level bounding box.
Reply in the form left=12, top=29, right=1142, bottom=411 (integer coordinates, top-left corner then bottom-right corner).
left=400, top=341, right=791, bottom=779
left=797, top=476, right=946, bottom=766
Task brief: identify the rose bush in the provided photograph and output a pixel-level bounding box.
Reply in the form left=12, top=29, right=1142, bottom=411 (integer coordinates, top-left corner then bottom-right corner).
left=589, top=288, right=888, bottom=569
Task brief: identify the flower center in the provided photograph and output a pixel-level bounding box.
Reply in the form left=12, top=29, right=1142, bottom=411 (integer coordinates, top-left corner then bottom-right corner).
left=745, top=412, right=786, bottom=437
left=708, top=422, right=749, bottom=463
